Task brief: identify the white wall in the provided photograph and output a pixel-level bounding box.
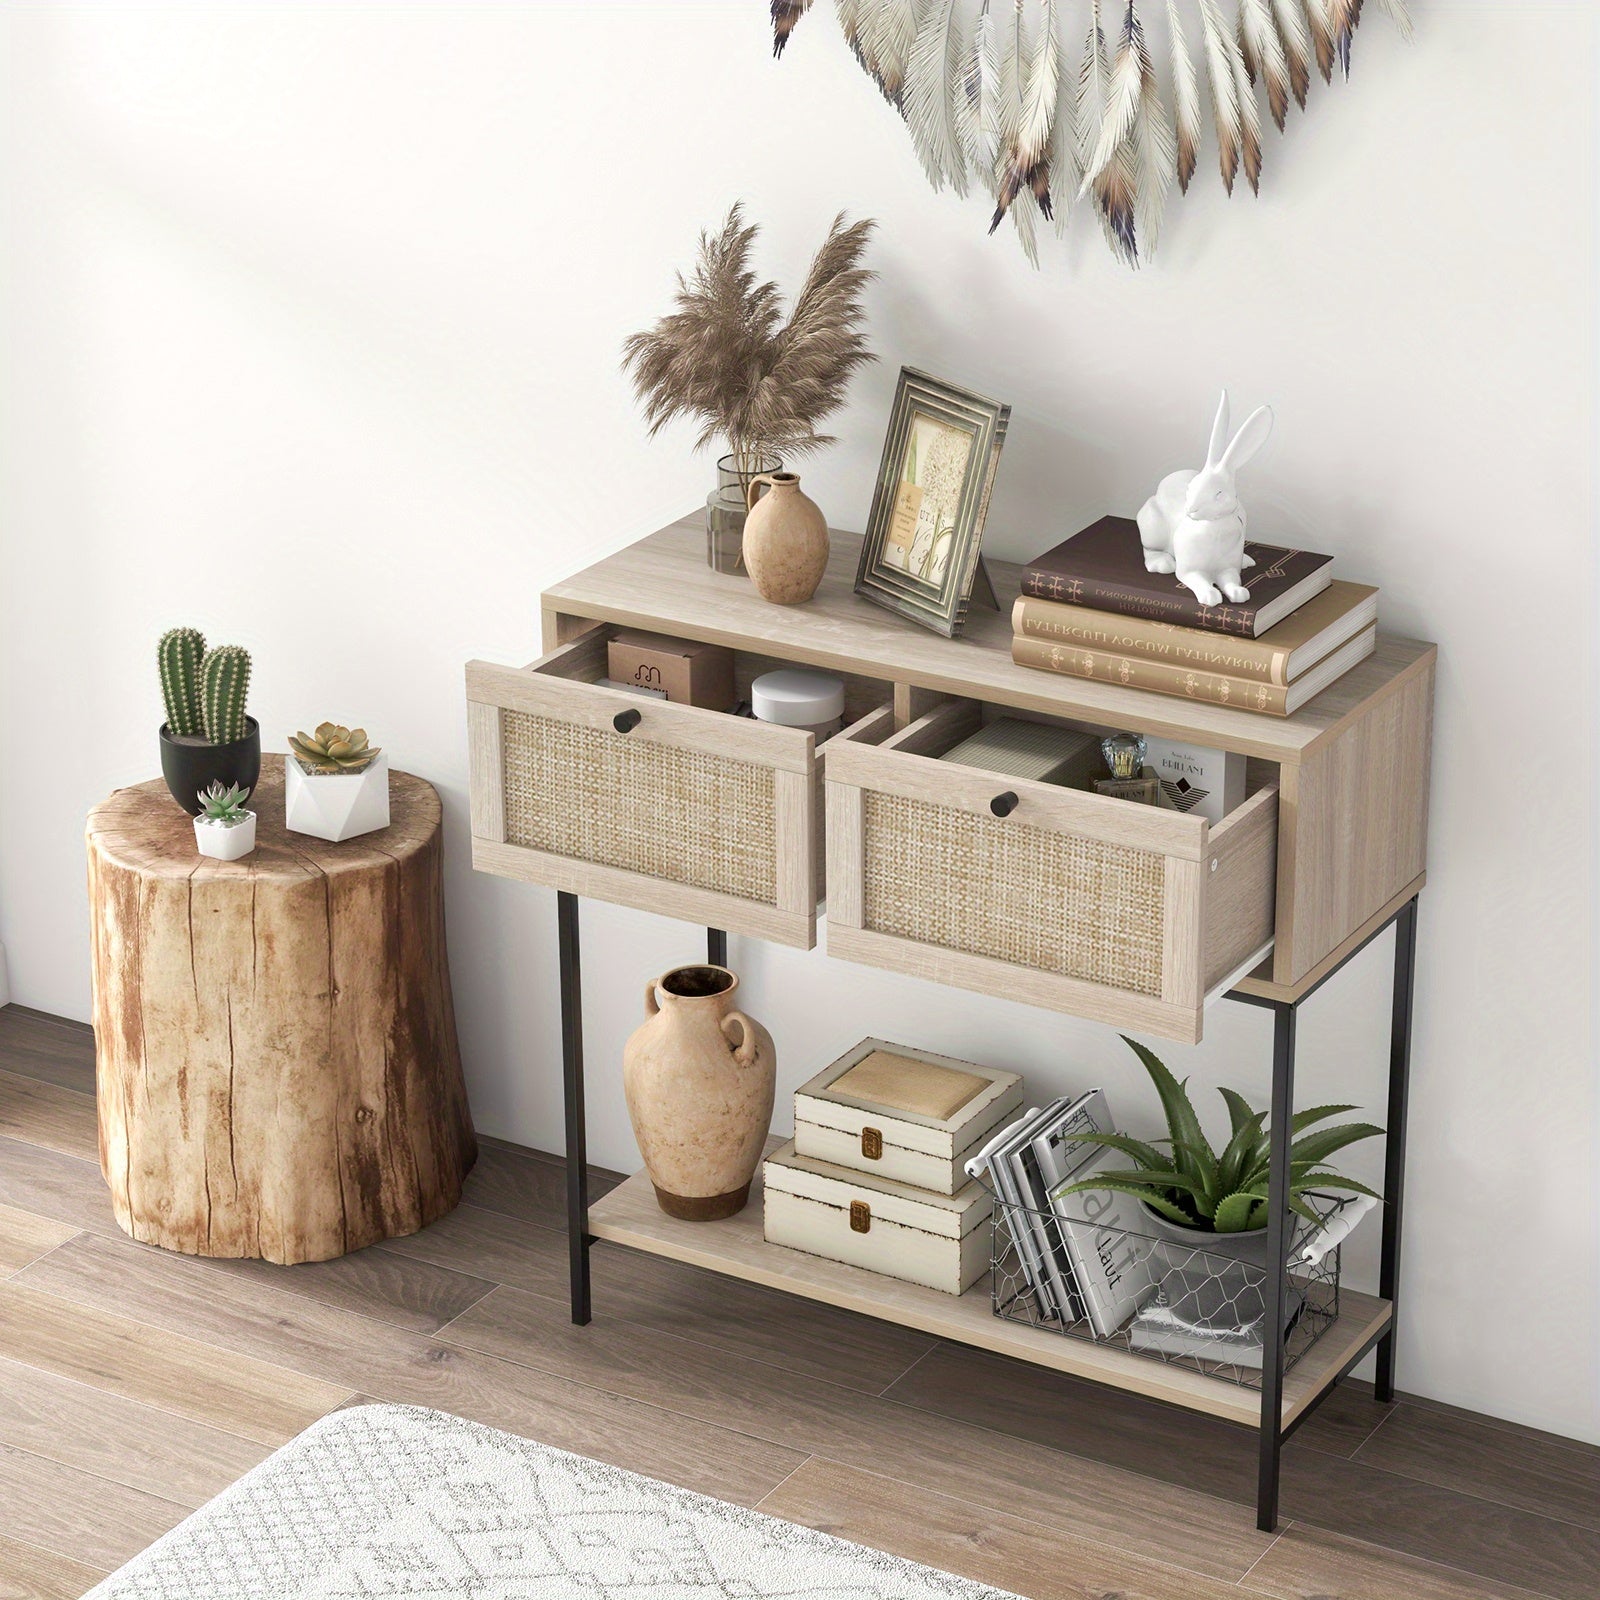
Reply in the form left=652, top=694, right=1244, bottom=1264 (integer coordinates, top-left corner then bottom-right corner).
left=1, top=2, right=1593, bottom=1442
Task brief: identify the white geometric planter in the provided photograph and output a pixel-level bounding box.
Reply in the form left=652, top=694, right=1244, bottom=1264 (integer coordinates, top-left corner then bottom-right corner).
left=194, top=811, right=257, bottom=861
left=285, top=753, right=391, bottom=843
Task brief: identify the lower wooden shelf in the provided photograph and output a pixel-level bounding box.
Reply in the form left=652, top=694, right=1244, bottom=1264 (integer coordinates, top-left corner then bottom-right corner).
left=589, top=1159, right=1392, bottom=1431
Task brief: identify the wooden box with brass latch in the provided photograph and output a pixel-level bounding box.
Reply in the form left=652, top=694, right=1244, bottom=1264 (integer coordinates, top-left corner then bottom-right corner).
left=792, top=1038, right=1024, bottom=1196
left=762, top=1140, right=992, bottom=1295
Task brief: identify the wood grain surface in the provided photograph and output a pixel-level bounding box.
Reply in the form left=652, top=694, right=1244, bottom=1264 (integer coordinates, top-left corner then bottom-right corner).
left=85, top=757, right=476, bottom=1263
left=0, top=1003, right=1583, bottom=1600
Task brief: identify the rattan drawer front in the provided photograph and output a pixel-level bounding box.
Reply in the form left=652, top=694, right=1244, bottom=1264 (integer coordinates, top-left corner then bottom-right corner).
left=861, top=791, right=1166, bottom=995
left=503, top=710, right=776, bottom=903
left=824, top=704, right=1279, bottom=1042
left=467, top=649, right=818, bottom=948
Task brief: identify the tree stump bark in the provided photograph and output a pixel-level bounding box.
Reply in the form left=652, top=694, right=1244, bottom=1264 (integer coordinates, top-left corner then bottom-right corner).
left=86, top=755, right=477, bottom=1263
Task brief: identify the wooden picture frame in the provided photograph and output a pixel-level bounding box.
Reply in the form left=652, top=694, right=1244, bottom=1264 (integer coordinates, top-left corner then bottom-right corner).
left=854, top=367, right=1010, bottom=638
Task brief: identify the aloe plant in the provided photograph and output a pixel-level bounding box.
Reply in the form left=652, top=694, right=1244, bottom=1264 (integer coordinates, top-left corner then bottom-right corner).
left=1057, top=1036, right=1383, bottom=1234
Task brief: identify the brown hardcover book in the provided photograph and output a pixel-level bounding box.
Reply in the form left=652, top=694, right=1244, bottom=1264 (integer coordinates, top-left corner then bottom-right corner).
left=1020, top=515, right=1334, bottom=637
left=1011, top=627, right=1377, bottom=716
left=1012, top=581, right=1379, bottom=687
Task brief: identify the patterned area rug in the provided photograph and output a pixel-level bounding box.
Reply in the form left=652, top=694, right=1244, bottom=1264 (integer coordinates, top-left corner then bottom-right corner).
left=87, top=1403, right=1020, bottom=1599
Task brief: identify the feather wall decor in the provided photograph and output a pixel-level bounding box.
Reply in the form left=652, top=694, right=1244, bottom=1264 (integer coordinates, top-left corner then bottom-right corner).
left=771, top=0, right=1411, bottom=264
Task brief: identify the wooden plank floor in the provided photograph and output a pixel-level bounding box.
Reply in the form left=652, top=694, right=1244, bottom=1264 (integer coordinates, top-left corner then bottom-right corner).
left=0, top=1004, right=1593, bottom=1600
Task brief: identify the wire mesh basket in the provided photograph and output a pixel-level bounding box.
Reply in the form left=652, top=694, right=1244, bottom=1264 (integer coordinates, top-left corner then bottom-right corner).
left=987, top=1188, right=1353, bottom=1389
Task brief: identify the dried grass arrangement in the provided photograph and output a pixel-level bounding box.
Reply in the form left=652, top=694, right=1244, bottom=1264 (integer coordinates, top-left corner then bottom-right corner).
left=771, top=0, right=1410, bottom=267
left=623, top=205, right=876, bottom=484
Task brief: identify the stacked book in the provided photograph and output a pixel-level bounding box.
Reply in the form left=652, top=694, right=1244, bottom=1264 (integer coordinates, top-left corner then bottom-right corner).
left=1012, top=516, right=1379, bottom=716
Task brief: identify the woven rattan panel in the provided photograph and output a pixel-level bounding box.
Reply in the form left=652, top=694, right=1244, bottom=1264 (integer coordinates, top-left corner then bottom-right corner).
left=502, top=712, right=776, bottom=903
left=862, top=792, right=1165, bottom=995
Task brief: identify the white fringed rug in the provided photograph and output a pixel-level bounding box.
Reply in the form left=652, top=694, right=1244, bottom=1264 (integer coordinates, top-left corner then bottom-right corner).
left=87, top=1403, right=1020, bottom=1599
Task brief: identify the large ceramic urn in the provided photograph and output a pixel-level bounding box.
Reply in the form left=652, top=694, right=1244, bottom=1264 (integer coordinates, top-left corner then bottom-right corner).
left=623, top=965, right=775, bottom=1220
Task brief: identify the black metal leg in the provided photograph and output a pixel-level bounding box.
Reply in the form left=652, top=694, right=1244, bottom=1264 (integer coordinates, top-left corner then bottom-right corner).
left=1258, top=1000, right=1298, bottom=1532
left=558, top=890, right=591, bottom=1326
left=707, top=927, right=728, bottom=967
left=1374, top=896, right=1418, bottom=1402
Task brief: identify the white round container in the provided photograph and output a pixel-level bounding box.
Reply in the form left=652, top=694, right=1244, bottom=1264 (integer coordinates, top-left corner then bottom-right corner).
left=751, top=669, right=846, bottom=740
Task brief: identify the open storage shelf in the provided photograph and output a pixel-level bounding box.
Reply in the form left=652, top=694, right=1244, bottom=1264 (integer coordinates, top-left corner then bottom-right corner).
left=589, top=1149, right=1392, bottom=1430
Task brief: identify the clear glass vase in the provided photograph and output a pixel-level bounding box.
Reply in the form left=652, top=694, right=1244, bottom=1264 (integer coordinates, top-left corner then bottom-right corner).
left=706, top=451, right=783, bottom=574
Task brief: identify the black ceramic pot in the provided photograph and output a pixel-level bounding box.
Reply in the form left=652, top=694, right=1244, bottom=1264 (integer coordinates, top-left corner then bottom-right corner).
left=159, top=717, right=262, bottom=815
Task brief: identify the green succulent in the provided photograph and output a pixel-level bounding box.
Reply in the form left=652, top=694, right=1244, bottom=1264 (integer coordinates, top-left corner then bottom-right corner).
left=1056, top=1035, right=1383, bottom=1234
left=289, top=722, right=381, bottom=774
left=196, top=781, right=252, bottom=824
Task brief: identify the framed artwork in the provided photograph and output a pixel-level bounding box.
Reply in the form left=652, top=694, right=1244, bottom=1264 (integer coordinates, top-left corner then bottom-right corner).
left=854, top=367, right=1010, bottom=638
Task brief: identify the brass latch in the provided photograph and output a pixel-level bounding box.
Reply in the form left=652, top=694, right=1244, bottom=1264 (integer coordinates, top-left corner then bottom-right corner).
left=861, top=1126, right=883, bottom=1160
left=849, top=1200, right=872, bottom=1233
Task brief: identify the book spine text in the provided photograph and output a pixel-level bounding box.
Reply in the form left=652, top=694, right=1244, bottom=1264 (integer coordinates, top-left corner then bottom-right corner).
left=1013, top=598, right=1287, bottom=684
left=1011, top=635, right=1290, bottom=715
left=1018, top=572, right=1260, bottom=635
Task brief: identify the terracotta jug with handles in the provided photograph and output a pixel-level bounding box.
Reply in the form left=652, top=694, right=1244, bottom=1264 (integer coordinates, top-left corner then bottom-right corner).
left=623, top=965, right=776, bottom=1219
left=742, top=471, right=829, bottom=604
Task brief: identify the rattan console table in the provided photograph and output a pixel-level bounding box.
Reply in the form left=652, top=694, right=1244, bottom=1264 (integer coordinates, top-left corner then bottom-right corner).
left=465, top=512, right=1434, bottom=1531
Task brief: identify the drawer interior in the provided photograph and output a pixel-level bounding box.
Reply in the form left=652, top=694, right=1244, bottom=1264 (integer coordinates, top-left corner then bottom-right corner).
left=535, top=624, right=893, bottom=743
left=885, top=697, right=1280, bottom=825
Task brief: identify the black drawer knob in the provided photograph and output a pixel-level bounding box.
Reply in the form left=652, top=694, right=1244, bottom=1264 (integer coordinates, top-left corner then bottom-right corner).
left=612, top=708, right=642, bottom=733
left=990, top=791, right=1019, bottom=818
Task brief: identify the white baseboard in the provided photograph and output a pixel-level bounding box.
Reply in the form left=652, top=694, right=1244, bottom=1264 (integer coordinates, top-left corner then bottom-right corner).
left=0, top=943, right=9, bottom=1007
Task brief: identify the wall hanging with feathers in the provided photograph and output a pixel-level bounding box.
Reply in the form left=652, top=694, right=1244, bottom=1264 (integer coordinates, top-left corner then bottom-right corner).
left=770, top=0, right=1411, bottom=266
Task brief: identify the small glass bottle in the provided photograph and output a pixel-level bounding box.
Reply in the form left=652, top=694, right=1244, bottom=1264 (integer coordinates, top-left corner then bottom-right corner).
left=1101, top=731, right=1147, bottom=780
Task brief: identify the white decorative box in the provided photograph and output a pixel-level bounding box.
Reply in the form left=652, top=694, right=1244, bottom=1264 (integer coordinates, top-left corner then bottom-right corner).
left=762, top=1141, right=992, bottom=1296
left=793, top=1039, right=1024, bottom=1196
left=285, top=753, right=391, bottom=843
left=1142, top=736, right=1245, bottom=825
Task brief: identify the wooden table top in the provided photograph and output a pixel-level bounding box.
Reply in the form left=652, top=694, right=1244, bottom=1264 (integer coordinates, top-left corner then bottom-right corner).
left=86, top=754, right=439, bottom=880
left=544, top=515, right=1438, bottom=764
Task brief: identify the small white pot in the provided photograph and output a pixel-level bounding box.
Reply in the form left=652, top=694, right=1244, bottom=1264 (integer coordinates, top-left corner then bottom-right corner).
left=285, top=752, right=391, bottom=842
left=194, top=811, right=257, bottom=861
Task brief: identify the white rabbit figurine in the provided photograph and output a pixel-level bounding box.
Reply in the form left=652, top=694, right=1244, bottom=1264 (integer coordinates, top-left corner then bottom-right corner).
left=1136, top=391, right=1275, bottom=607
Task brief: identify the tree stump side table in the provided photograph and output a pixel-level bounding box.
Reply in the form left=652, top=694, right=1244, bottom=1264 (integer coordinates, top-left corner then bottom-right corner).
left=86, top=755, right=477, bottom=1264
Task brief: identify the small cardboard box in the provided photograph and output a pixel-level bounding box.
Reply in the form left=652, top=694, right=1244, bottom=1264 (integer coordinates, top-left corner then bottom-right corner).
left=941, top=717, right=1102, bottom=790
left=763, top=1141, right=992, bottom=1296
left=606, top=630, right=735, bottom=710
left=793, top=1039, right=1024, bottom=1196
left=1143, top=736, right=1246, bottom=824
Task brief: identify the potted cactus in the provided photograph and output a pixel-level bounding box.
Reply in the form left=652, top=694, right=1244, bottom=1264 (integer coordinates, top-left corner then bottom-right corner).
left=192, top=781, right=257, bottom=861
left=285, top=722, right=389, bottom=842
left=157, top=628, right=259, bottom=815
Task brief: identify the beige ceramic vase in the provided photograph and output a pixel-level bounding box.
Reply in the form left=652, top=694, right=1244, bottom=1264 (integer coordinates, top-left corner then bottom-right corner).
left=742, top=472, right=829, bottom=604
left=623, top=965, right=776, bottom=1220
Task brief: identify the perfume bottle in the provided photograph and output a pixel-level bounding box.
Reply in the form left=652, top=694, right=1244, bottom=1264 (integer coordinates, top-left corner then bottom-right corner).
left=1101, top=732, right=1146, bottom=780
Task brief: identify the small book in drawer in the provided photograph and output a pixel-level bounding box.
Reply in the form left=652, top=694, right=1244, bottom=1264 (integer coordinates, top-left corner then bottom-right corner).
left=762, top=1141, right=992, bottom=1296
left=793, top=1039, right=1024, bottom=1196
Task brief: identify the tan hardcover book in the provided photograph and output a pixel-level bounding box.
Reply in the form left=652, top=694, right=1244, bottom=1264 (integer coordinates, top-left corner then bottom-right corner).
left=1011, top=626, right=1378, bottom=716
left=1012, top=581, right=1379, bottom=687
